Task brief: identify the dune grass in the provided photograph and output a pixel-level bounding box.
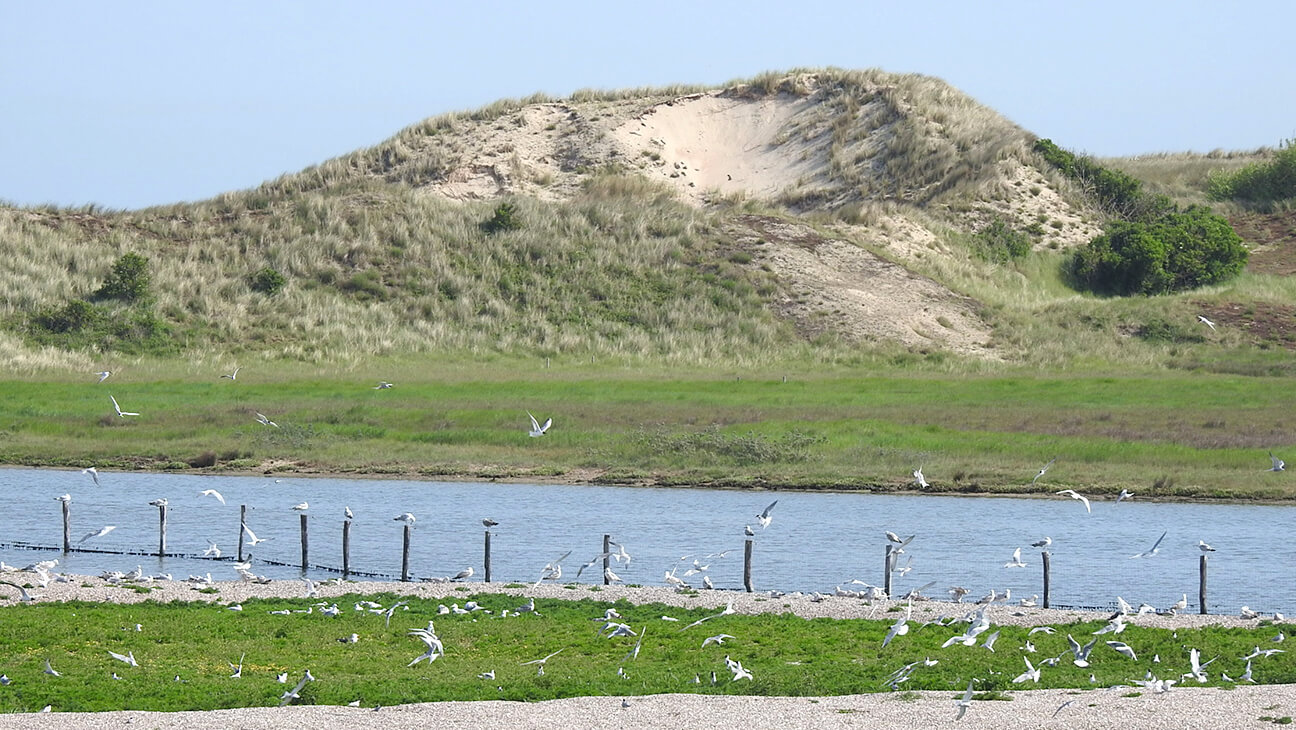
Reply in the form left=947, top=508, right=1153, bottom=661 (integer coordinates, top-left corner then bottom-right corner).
left=0, top=592, right=1290, bottom=712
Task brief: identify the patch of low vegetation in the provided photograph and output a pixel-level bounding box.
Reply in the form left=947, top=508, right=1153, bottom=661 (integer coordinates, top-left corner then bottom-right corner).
left=1209, top=139, right=1296, bottom=209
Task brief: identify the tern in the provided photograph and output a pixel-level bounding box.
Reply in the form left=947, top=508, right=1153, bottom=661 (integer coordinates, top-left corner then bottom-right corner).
left=1268, top=452, right=1285, bottom=472
left=1129, top=530, right=1167, bottom=559
left=1115, top=489, right=1134, bottom=504
left=254, top=412, right=279, bottom=428
left=243, top=525, right=266, bottom=546
left=109, top=395, right=139, bottom=417
left=199, top=489, right=226, bottom=505
left=1106, top=640, right=1137, bottom=660
left=1197, top=315, right=1216, bottom=330
left=1032, top=457, right=1057, bottom=485
left=220, top=367, right=241, bottom=380
left=702, top=634, right=735, bottom=648
left=345, top=506, right=353, bottom=519
left=374, top=381, right=394, bottom=389
left=95, top=370, right=112, bottom=383
left=882, top=601, right=912, bottom=648
left=291, top=502, right=309, bottom=511
left=203, top=541, right=221, bottom=557
left=1055, top=489, right=1091, bottom=513
left=393, top=513, right=416, bottom=525
left=1198, top=540, right=1216, bottom=552
left=44, top=659, right=60, bottom=677
left=1031, top=536, right=1052, bottom=549
left=79, top=526, right=116, bottom=544
left=724, top=655, right=753, bottom=681
left=278, top=671, right=313, bottom=707
left=82, top=467, right=100, bottom=486
left=755, top=500, right=778, bottom=529
left=1012, top=656, right=1041, bottom=683
left=527, top=411, right=553, bottom=437
left=0, top=581, right=39, bottom=602
left=521, top=649, right=563, bottom=676
left=953, top=679, right=975, bottom=720
left=885, top=532, right=915, bottom=548
left=1187, top=648, right=1207, bottom=683
left=108, top=650, right=138, bottom=667
left=1003, top=547, right=1027, bottom=568
left=912, top=467, right=928, bottom=489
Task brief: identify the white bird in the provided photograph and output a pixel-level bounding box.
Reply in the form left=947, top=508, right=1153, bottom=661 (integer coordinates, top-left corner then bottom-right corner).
left=220, top=367, right=241, bottom=380
left=107, top=650, right=137, bottom=667
left=954, top=679, right=975, bottom=720
left=527, top=411, right=553, bottom=437
left=148, top=498, right=167, bottom=508
left=1241, top=660, right=1256, bottom=683
left=1013, top=656, right=1041, bottom=683
left=451, top=567, right=474, bottom=581
left=1004, top=547, right=1027, bottom=568
left=1129, top=530, right=1167, bottom=559
left=1268, top=452, right=1285, bottom=472
left=95, top=370, right=112, bottom=383
left=0, top=581, right=40, bottom=602
left=276, top=672, right=288, bottom=684
left=393, top=513, right=416, bottom=525
left=1106, top=640, right=1137, bottom=660
left=1171, top=594, right=1188, bottom=613
left=78, top=526, right=116, bottom=544
left=44, top=659, right=60, bottom=677
left=54, top=494, right=71, bottom=504
left=1187, top=648, right=1207, bottom=683
left=1068, top=634, right=1099, bottom=667
left=199, top=489, right=226, bottom=505
left=755, top=500, right=778, bottom=529
left=912, top=467, right=928, bottom=489
left=1055, top=489, right=1090, bottom=513
left=1240, top=606, right=1260, bottom=619
left=345, top=506, right=354, bottom=519
left=521, top=648, right=563, bottom=676
left=1116, top=489, right=1134, bottom=504
left=702, top=633, right=734, bottom=648
left=883, top=601, right=912, bottom=648
left=1197, top=315, right=1216, bottom=330
left=1199, top=540, right=1216, bottom=552
left=478, top=670, right=495, bottom=680
left=374, top=381, right=393, bottom=389
left=203, top=541, right=221, bottom=558
left=109, top=395, right=139, bottom=417
left=744, top=525, right=755, bottom=537
left=981, top=630, right=1001, bottom=652
left=81, top=467, right=100, bottom=486
left=482, top=518, right=499, bottom=528
left=243, top=525, right=266, bottom=546
left=291, top=502, right=309, bottom=512
left=724, top=655, right=753, bottom=681
left=604, top=566, right=622, bottom=584
left=885, top=532, right=915, bottom=548
left=1032, top=457, right=1057, bottom=485
left=254, top=412, right=279, bottom=428
left=1031, top=536, right=1052, bottom=549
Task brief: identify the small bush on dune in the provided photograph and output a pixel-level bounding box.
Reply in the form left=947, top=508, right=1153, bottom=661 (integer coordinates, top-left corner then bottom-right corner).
left=1208, top=139, right=1296, bottom=207
left=92, top=252, right=151, bottom=303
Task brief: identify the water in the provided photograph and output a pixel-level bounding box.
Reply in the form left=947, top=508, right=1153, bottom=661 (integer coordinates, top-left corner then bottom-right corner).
left=1, top=468, right=1291, bottom=614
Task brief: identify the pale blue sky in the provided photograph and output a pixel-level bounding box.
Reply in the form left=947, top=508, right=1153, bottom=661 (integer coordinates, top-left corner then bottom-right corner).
left=2, top=1, right=1291, bottom=210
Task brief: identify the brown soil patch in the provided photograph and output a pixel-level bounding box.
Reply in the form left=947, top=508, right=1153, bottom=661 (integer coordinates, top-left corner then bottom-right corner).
left=1232, top=210, right=1296, bottom=274
left=1198, top=300, right=1296, bottom=350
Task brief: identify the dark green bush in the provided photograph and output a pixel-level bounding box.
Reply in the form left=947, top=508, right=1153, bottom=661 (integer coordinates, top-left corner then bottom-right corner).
left=481, top=202, right=522, bottom=234
left=1033, top=139, right=1173, bottom=222
left=971, top=217, right=1032, bottom=264
left=1208, top=139, right=1296, bottom=206
left=92, top=252, right=151, bottom=302
left=35, top=299, right=101, bottom=333
left=249, top=266, right=286, bottom=295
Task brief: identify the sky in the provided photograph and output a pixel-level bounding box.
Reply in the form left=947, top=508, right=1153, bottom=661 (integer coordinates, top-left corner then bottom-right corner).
left=2, top=1, right=1292, bottom=210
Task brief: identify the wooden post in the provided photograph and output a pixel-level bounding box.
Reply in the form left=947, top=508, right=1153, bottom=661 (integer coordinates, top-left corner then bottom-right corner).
left=157, top=503, right=167, bottom=557
left=1199, top=554, right=1208, bottom=615
left=883, top=545, right=893, bottom=598
left=342, top=519, right=351, bottom=579
left=545, top=357, right=550, bottom=369
left=743, top=539, right=753, bottom=592
left=484, top=530, right=492, bottom=583
left=237, top=505, right=247, bottom=562
left=401, top=524, right=411, bottom=582
left=603, top=534, right=611, bottom=585
left=61, top=500, right=70, bottom=553
left=299, top=513, right=308, bottom=571
left=1042, top=551, right=1051, bottom=609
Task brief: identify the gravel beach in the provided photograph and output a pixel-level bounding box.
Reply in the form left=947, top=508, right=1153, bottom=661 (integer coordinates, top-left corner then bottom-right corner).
left=1, top=576, right=1291, bottom=729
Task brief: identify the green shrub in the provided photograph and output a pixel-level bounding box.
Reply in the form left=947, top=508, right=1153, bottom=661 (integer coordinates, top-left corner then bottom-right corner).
left=92, top=252, right=151, bottom=302
left=1208, top=139, right=1296, bottom=206
left=249, top=266, right=286, bottom=295
left=481, top=202, right=523, bottom=234
left=971, top=217, right=1032, bottom=264
left=1033, top=139, right=1173, bottom=222
left=35, top=299, right=101, bottom=333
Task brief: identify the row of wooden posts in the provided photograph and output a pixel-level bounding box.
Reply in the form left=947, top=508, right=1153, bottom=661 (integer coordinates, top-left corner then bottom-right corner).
left=62, top=504, right=1204, bottom=611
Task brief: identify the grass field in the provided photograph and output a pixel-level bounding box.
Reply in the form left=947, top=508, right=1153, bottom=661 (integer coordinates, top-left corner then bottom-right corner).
left=0, top=591, right=1291, bottom=712
left=1, top=360, right=1295, bottom=499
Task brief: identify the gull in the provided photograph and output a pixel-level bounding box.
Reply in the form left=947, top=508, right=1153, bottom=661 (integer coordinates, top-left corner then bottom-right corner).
left=291, top=502, right=309, bottom=512
left=534, top=551, right=571, bottom=587
left=44, top=659, right=60, bottom=677
left=1240, top=606, right=1259, bottom=619
left=199, top=489, right=226, bottom=505
left=203, top=541, right=221, bottom=557
left=604, top=566, right=623, bottom=584
left=608, top=541, right=633, bottom=565
left=1055, top=489, right=1090, bottom=513
left=302, top=578, right=318, bottom=598
left=1032, top=457, right=1057, bottom=485
left=148, top=498, right=167, bottom=508
left=883, top=601, right=912, bottom=648
left=1012, top=656, right=1041, bottom=683
left=220, top=367, right=241, bottom=380
left=1004, top=547, right=1027, bottom=568
left=82, top=467, right=100, bottom=486
left=516, top=597, right=539, bottom=615
left=1274, top=632, right=1286, bottom=643
left=374, top=381, right=394, bottom=389
left=254, top=412, right=279, bottom=428
left=110, top=395, right=139, bottom=417
left=0, top=581, right=40, bottom=602
left=243, top=525, right=266, bottom=546
left=482, top=518, right=499, bottom=528
left=1031, top=537, right=1052, bottom=549
left=1116, top=489, right=1134, bottom=504
left=1106, top=640, right=1137, bottom=660
left=393, top=513, right=416, bottom=525
left=451, top=567, right=474, bottom=581
left=521, top=649, right=563, bottom=676
left=54, top=494, right=71, bottom=504
left=954, top=679, right=975, bottom=720
left=1129, top=530, right=1167, bottom=559
left=527, top=411, right=553, bottom=437
left=1199, top=540, right=1216, bottom=552
left=95, top=370, right=112, bottom=383
left=703, top=634, right=735, bottom=648
left=1197, top=315, right=1216, bottom=330
left=79, top=526, right=116, bottom=544
left=744, top=525, right=755, bottom=537
left=912, top=467, right=928, bottom=489
left=885, top=532, right=915, bottom=548
left=1068, top=634, right=1099, bottom=667
left=755, top=500, right=778, bottom=529
left=1268, top=452, right=1285, bottom=472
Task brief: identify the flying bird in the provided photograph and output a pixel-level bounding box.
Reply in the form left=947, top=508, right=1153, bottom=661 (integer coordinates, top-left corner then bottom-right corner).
left=1055, top=489, right=1091, bottom=513
left=243, top=525, right=266, bottom=546
left=109, top=395, right=139, bottom=417
left=374, top=381, right=394, bottom=389
left=0, top=581, right=40, bottom=603
left=755, top=500, right=778, bottom=529
left=1106, top=640, right=1137, bottom=660
left=527, top=411, right=553, bottom=437
left=1268, top=452, right=1285, bottom=472
left=220, top=367, right=241, bottom=380
left=953, top=679, right=975, bottom=720
left=1013, top=656, right=1041, bottom=683
left=1031, top=457, right=1057, bottom=485
left=78, top=526, right=116, bottom=544
left=199, top=489, right=226, bottom=505
left=521, top=649, right=563, bottom=676
left=1003, top=547, right=1027, bottom=568
left=1197, top=315, right=1216, bottom=330
left=702, top=634, right=734, bottom=648
left=81, top=467, right=100, bottom=486
left=1115, top=489, right=1134, bottom=504
left=94, top=370, right=112, bottom=383
left=107, top=650, right=138, bottom=667
left=882, top=601, right=912, bottom=648
left=912, top=467, right=928, bottom=489
left=254, top=412, right=279, bottom=428
left=1129, top=530, right=1168, bottom=559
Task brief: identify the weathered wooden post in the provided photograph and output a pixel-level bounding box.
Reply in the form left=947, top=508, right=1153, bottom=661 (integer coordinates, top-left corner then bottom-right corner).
left=883, top=545, right=893, bottom=598
left=743, top=539, right=753, bottom=592
left=342, top=519, right=351, bottom=579
left=157, top=502, right=167, bottom=557
left=61, top=500, right=71, bottom=553
left=401, top=524, right=411, bottom=582
left=1042, top=551, right=1052, bottom=609
left=1199, top=554, right=1208, bottom=615
left=483, top=530, right=492, bottom=583
left=237, top=505, right=247, bottom=562
left=603, top=534, right=611, bottom=586
left=299, top=513, right=309, bottom=571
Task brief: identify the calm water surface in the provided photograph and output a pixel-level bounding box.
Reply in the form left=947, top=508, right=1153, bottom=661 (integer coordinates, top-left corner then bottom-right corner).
left=0, top=468, right=1290, bottom=613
